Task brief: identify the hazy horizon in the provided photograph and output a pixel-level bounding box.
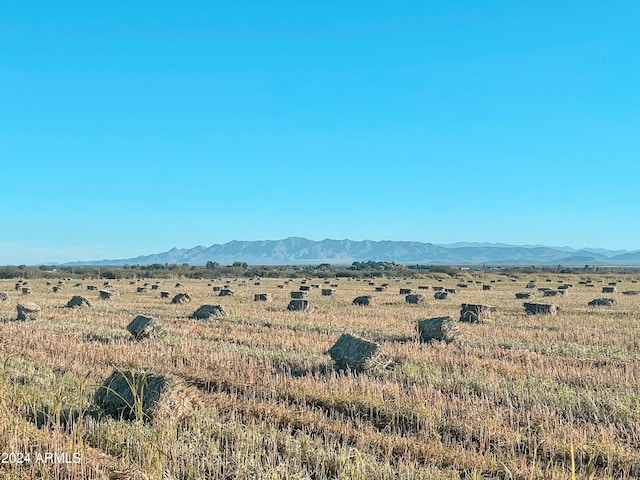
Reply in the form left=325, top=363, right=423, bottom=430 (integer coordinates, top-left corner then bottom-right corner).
left=3, top=2, right=638, bottom=264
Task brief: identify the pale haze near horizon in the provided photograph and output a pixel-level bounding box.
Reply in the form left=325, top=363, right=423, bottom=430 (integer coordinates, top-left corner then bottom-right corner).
left=2, top=1, right=638, bottom=265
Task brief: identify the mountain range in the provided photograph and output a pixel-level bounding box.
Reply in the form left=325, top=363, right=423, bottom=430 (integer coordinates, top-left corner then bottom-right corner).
left=65, top=237, right=640, bottom=266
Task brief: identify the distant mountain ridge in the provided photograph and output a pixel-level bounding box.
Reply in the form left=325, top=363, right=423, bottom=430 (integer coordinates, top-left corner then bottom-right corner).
left=64, top=237, right=640, bottom=266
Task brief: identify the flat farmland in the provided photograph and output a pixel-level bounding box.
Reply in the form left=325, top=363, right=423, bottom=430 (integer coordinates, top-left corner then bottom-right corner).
left=0, top=273, right=639, bottom=479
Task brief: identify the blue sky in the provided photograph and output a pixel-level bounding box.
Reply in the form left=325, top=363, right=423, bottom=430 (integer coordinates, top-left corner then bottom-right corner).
left=2, top=1, right=638, bottom=264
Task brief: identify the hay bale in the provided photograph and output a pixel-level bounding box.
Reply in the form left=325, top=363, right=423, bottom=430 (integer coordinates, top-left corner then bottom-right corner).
left=515, top=292, right=533, bottom=299
left=66, top=295, right=92, bottom=308
left=327, top=333, right=380, bottom=372
left=0, top=292, right=9, bottom=301
left=190, top=304, right=228, bottom=319
left=588, top=298, right=616, bottom=306
left=93, top=369, right=196, bottom=422
left=523, top=302, right=557, bottom=315
left=287, top=299, right=310, bottom=311
left=321, top=288, right=334, bottom=296
left=290, top=291, right=308, bottom=299
left=405, top=293, right=426, bottom=304
left=254, top=293, right=272, bottom=302
left=218, top=289, right=234, bottom=297
left=434, top=291, right=448, bottom=300
left=160, top=291, right=170, bottom=298
left=460, top=303, right=495, bottom=323
left=16, top=302, right=40, bottom=321
left=98, top=290, right=115, bottom=300
left=602, top=286, right=616, bottom=293
left=127, top=315, right=165, bottom=340
left=399, top=288, right=412, bottom=295
left=352, top=295, right=371, bottom=306
left=418, top=316, right=460, bottom=343
left=171, top=293, right=191, bottom=304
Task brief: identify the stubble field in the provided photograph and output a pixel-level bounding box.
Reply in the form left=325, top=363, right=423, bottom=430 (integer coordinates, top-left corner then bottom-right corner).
left=0, top=271, right=638, bottom=479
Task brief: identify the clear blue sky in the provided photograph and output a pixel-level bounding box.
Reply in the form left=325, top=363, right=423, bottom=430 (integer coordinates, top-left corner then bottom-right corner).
left=2, top=1, right=638, bottom=264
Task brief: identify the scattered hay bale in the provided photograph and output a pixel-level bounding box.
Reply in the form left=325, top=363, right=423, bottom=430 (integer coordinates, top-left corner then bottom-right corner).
left=253, top=293, right=272, bottom=302
left=602, top=286, right=616, bottom=293
left=0, top=292, right=9, bottom=301
left=523, top=302, right=557, bottom=315
left=460, top=303, right=495, bottom=323
left=327, top=333, right=381, bottom=372
left=98, top=290, right=115, bottom=300
left=171, top=293, right=191, bottom=304
left=218, top=289, right=234, bottom=297
left=399, top=288, right=412, bottom=295
left=588, top=298, right=616, bottom=306
left=127, top=315, right=165, bottom=340
left=66, top=295, right=92, bottom=308
left=321, top=289, right=334, bottom=296
left=290, top=291, right=307, bottom=299
left=352, top=295, right=371, bottom=306
left=515, top=292, right=533, bottom=299
left=93, top=369, right=196, bottom=422
left=622, top=290, right=640, bottom=296
left=16, top=302, right=41, bottom=321
left=190, top=304, right=228, bottom=319
left=418, top=316, right=460, bottom=343
left=405, top=293, right=426, bottom=304
left=160, top=291, right=170, bottom=298
left=287, top=299, right=310, bottom=311
left=434, top=291, right=448, bottom=300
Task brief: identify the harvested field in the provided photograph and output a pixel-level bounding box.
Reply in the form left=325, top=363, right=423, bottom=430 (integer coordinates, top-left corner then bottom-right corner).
left=0, top=272, right=639, bottom=479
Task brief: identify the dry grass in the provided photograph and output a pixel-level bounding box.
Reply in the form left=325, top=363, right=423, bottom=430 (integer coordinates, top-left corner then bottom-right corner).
left=0, top=272, right=638, bottom=479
